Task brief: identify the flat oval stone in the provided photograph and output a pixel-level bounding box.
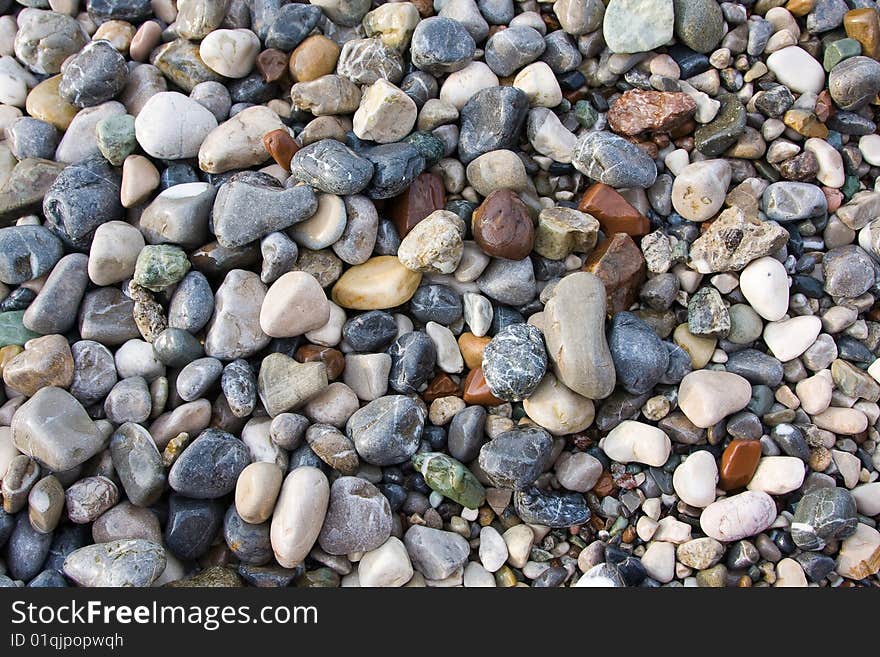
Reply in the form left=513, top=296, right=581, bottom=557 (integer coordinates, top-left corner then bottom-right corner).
left=331, top=256, right=422, bottom=310
left=512, top=486, right=590, bottom=528
left=168, top=429, right=251, bottom=499
left=270, top=467, right=329, bottom=568
left=388, top=331, right=436, bottom=395
left=63, top=539, right=165, bottom=587
left=700, top=491, right=777, bottom=542
left=543, top=272, right=616, bottom=400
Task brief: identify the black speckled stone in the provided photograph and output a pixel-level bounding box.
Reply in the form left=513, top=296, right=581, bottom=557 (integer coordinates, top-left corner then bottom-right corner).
left=410, top=17, right=475, bottom=76
left=513, top=487, right=590, bottom=527
left=791, top=487, right=858, bottom=551
left=478, top=427, right=553, bottom=490
left=409, top=284, right=462, bottom=325
left=346, top=395, right=426, bottom=466
left=290, top=140, right=374, bottom=196
left=168, top=429, right=251, bottom=499
left=482, top=323, right=547, bottom=402
left=387, top=331, right=436, bottom=394
left=86, top=0, right=152, bottom=22
left=59, top=40, right=128, bottom=108
left=165, top=494, right=224, bottom=561
left=221, top=359, right=257, bottom=418
left=343, top=311, right=398, bottom=352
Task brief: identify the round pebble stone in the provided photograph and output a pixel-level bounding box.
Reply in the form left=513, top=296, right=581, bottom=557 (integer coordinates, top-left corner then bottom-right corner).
left=342, top=311, right=398, bottom=352
left=387, top=331, right=436, bottom=394
left=164, top=494, right=224, bottom=560
left=700, top=491, right=778, bottom=542
left=481, top=323, right=547, bottom=402
left=235, top=462, right=283, bottom=524
left=270, top=467, right=329, bottom=568
left=791, top=487, right=858, bottom=550
left=409, top=285, right=462, bottom=326
left=478, top=427, right=553, bottom=490
left=410, top=17, right=475, bottom=76
left=200, top=29, right=260, bottom=78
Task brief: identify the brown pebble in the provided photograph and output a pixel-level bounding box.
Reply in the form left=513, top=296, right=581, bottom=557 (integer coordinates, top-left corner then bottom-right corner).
left=458, top=332, right=490, bottom=370
left=845, top=7, right=880, bottom=60
left=718, top=439, right=762, bottom=490
left=295, top=345, right=345, bottom=380
left=262, top=128, right=300, bottom=171
left=577, top=182, right=650, bottom=237
left=289, top=35, right=340, bottom=83
left=257, top=48, right=289, bottom=83
left=130, top=20, right=162, bottom=62
left=582, top=233, right=646, bottom=314
left=591, top=471, right=617, bottom=497
left=462, top=368, right=503, bottom=406
left=387, top=172, right=446, bottom=238
left=471, top=189, right=535, bottom=260
left=423, top=373, right=460, bottom=403
left=606, top=89, right=696, bottom=137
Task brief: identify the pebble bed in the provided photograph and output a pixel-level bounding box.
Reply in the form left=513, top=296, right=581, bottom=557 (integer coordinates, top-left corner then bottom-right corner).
left=0, top=0, right=878, bottom=589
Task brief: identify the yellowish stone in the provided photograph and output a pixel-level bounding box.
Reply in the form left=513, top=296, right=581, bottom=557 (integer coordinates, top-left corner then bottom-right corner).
left=673, top=323, right=716, bottom=369
left=331, top=256, right=422, bottom=310
left=25, top=76, right=79, bottom=131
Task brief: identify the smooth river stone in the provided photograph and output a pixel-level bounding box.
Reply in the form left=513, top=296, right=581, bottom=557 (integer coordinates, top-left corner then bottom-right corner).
left=198, top=105, right=285, bottom=173
left=678, top=370, right=752, bottom=428
left=599, top=421, right=672, bottom=467
left=542, top=272, right=615, bottom=400
left=672, top=450, right=719, bottom=508
left=699, top=491, right=778, bottom=542
left=270, top=467, right=329, bottom=568
left=739, top=256, right=789, bottom=321
left=746, top=456, right=805, bottom=495
left=63, top=539, right=165, bottom=587
left=762, top=315, right=822, bottom=362
left=204, top=269, right=270, bottom=360
left=331, top=256, right=422, bottom=310
left=11, top=387, right=104, bottom=472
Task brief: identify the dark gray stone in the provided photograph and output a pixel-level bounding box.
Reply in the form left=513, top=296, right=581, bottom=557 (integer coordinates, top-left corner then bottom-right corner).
left=478, top=427, right=553, bottom=490
left=342, top=311, right=398, bottom=352
left=388, top=331, right=436, bottom=395
left=6, top=513, right=52, bottom=582
left=290, top=139, right=374, bottom=195
left=7, top=118, right=59, bottom=160
left=346, top=395, right=425, bottom=466
left=484, top=26, right=545, bottom=77
left=168, top=429, right=251, bottom=499
left=447, top=405, right=486, bottom=463
left=221, top=359, right=257, bottom=418
left=223, top=507, right=272, bottom=565
left=58, top=40, right=128, bottom=108
left=571, top=131, right=658, bottom=188
left=829, top=56, right=880, bottom=111
left=164, top=494, right=224, bottom=560
left=724, top=349, right=784, bottom=387
left=153, top=327, right=205, bottom=367
left=0, top=225, right=63, bottom=285
left=458, top=86, right=529, bottom=164
left=791, top=487, right=858, bottom=550
left=265, top=3, right=322, bottom=50
left=43, top=155, right=122, bottom=251
left=168, top=271, right=214, bottom=334
left=110, top=422, right=165, bottom=507
left=409, top=285, right=462, bottom=325
left=823, top=245, right=875, bottom=298
left=608, top=311, right=669, bottom=395
left=410, top=17, right=475, bottom=75
left=513, top=487, right=590, bottom=527
left=363, top=143, right=425, bottom=200
left=762, top=182, right=828, bottom=222
left=23, top=253, right=89, bottom=335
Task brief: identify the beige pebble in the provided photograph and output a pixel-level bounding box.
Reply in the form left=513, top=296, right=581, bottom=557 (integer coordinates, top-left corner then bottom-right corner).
left=235, top=462, right=283, bottom=524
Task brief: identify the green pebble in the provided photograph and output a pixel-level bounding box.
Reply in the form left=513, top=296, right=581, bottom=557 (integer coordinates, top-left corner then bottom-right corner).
left=95, top=115, right=136, bottom=166
left=573, top=100, right=597, bottom=129
left=412, top=452, right=486, bottom=509
left=295, top=567, right=340, bottom=588
left=403, top=131, right=445, bottom=167
left=0, top=310, right=40, bottom=347
left=841, top=174, right=861, bottom=200
left=133, top=245, right=191, bottom=292
left=823, top=38, right=862, bottom=72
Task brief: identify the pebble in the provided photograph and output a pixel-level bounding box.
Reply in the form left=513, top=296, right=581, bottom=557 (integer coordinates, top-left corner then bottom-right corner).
left=678, top=370, right=752, bottom=428
left=600, top=421, right=671, bottom=467
left=700, top=491, right=778, bottom=542
left=404, top=525, right=470, bottom=580
left=572, top=131, right=657, bottom=189
left=270, top=467, right=329, bottom=568
left=543, top=272, right=615, bottom=400
left=739, top=256, right=790, bottom=322
left=603, top=0, right=674, bottom=54
left=63, top=539, right=165, bottom=587
left=763, top=315, right=822, bottom=362
left=168, top=429, right=251, bottom=499
left=358, top=537, right=413, bottom=587
left=482, top=323, right=547, bottom=402
left=347, top=395, right=425, bottom=466
left=791, top=487, right=858, bottom=550
left=608, top=311, right=669, bottom=395
left=671, top=159, right=731, bottom=222
left=318, top=476, right=391, bottom=555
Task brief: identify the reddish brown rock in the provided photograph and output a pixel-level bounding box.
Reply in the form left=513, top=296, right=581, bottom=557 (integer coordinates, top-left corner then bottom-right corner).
left=294, top=345, right=344, bottom=380
left=262, top=129, right=299, bottom=171
left=462, top=368, right=503, bottom=406
left=387, top=172, right=446, bottom=238
left=471, top=189, right=535, bottom=260
left=719, top=439, right=762, bottom=490
left=257, top=49, right=289, bottom=83
left=577, top=182, right=651, bottom=237
left=607, top=90, right=697, bottom=137
left=582, top=233, right=646, bottom=314
left=423, top=373, right=461, bottom=403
